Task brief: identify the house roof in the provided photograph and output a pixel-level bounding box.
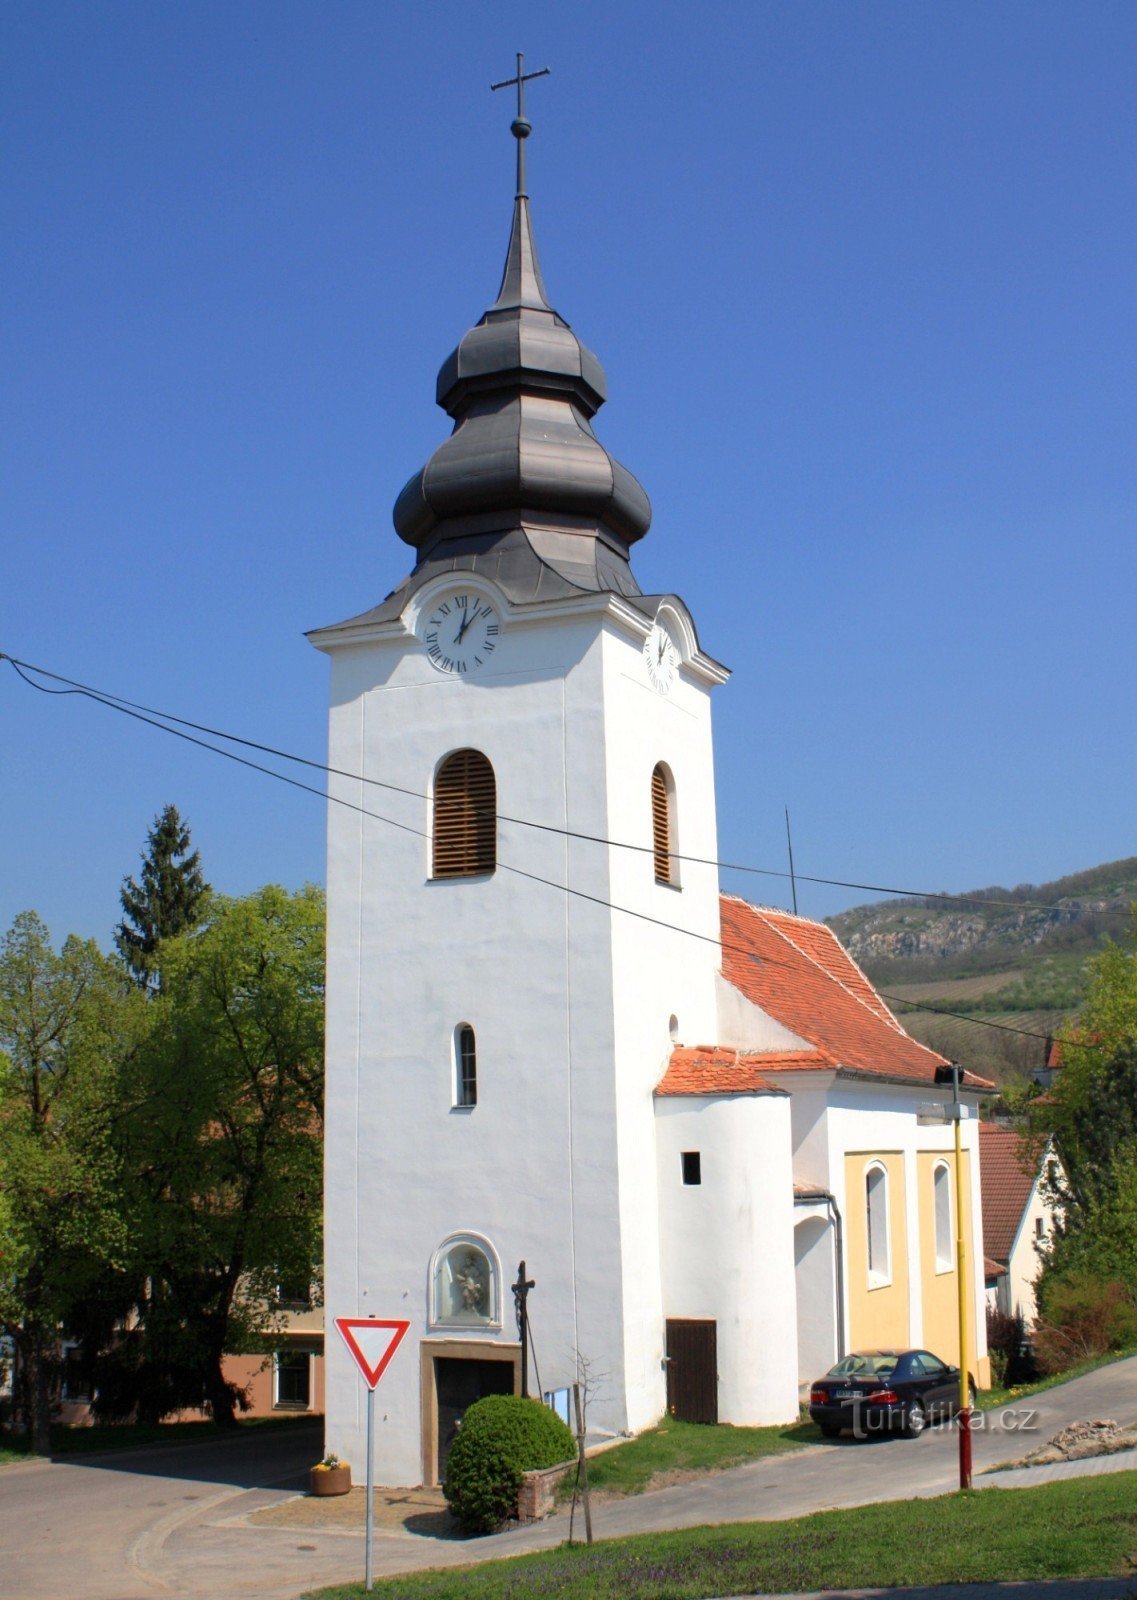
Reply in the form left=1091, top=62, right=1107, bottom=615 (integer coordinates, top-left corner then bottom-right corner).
left=984, top=1256, right=1008, bottom=1281
left=979, top=1123, right=1041, bottom=1264
left=656, top=1046, right=809, bottom=1098
left=719, top=895, right=993, bottom=1089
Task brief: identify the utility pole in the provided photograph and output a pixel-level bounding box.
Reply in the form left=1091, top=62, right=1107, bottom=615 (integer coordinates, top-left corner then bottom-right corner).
left=934, top=1061, right=973, bottom=1490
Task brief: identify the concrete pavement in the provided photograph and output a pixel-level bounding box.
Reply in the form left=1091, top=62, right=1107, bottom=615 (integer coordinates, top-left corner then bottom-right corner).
left=2, top=1359, right=1136, bottom=1599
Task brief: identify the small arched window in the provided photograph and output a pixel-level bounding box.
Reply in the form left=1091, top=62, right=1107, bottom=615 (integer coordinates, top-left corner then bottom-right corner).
left=651, top=762, right=678, bottom=885
left=433, top=749, right=496, bottom=878
left=933, top=1161, right=953, bottom=1271
left=866, top=1162, right=891, bottom=1284
left=455, top=1024, right=477, bottom=1108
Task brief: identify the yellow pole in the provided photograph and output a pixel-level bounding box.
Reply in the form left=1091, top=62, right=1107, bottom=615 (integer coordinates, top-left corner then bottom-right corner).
left=954, top=1103, right=972, bottom=1488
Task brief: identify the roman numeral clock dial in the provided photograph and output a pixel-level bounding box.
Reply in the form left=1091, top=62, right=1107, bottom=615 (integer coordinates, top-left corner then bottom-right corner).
left=643, top=621, right=678, bottom=693
left=420, top=592, right=501, bottom=675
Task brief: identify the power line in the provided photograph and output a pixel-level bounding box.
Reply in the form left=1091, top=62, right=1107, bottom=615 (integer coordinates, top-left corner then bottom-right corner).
left=4, top=650, right=1131, bottom=922
left=5, top=652, right=1100, bottom=1066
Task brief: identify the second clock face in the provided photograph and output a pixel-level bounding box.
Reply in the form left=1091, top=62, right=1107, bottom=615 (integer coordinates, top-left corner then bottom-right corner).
left=643, top=622, right=678, bottom=693
left=422, top=592, right=501, bottom=675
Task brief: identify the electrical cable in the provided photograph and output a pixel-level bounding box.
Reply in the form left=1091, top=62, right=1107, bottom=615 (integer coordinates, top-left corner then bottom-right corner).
left=3, top=650, right=1130, bottom=922
left=0, top=650, right=1111, bottom=1056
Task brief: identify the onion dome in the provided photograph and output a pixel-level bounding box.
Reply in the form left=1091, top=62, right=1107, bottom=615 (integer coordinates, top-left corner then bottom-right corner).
left=393, top=94, right=651, bottom=559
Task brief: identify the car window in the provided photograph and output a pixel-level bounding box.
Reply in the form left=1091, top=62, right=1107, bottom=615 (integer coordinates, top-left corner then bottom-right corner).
left=826, top=1354, right=897, bottom=1378
left=907, top=1355, right=926, bottom=1377
left=919, top=1352, right=947, bottom=1374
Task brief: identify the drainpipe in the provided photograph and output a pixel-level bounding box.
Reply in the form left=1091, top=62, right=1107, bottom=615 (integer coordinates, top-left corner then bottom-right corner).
left=795, top=1189, right=846, bottom=1361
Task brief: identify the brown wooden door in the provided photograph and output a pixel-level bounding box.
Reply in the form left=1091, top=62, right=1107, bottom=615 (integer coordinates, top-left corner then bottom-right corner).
left=665, top=1319, right=717, bottom=1423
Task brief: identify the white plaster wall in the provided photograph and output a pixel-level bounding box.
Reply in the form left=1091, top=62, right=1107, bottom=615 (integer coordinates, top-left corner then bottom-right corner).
left=654, top=1093, right=799, bottom=1423
left=774, top=1079, right=989, bottom=1370
left=1008, top=1172, right=1050, bottom=1325
left=714, top=974, right=811, bottom=1053
left=794, top=1210, right=839, bottom=1382
left=320, top=588, right=725, bottom=1481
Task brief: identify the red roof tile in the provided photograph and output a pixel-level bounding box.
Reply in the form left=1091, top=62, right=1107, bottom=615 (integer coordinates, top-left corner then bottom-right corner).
left=719, top=894, right=993, bottom=1089
left=979, top=1123, right=1041, bottom=1264
left=656, top=1046, right=803, bottom=1097
left=984, top=1256, right=1008, bottom=1280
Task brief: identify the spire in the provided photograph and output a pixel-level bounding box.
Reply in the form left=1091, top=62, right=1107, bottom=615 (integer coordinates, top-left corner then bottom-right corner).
left=392, top=59, right=651, bottom=565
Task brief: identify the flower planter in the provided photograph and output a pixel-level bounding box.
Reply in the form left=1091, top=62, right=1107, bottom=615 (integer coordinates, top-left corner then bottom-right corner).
left=309, top=1464, right=352, bottom=1496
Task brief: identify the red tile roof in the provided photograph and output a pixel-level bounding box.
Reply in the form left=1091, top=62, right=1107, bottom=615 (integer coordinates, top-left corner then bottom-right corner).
left=984, top=1256, right=1008, bottom=1280
left=719, top=895, right=993, bottom=1089
left=656, top=1046, right=803, bottom=1097
left=979, top=1123, right=1041, bottom=1264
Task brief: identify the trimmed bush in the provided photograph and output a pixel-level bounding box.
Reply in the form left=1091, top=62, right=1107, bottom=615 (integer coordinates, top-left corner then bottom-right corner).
left=443, top=1394, right=576, bottom=1533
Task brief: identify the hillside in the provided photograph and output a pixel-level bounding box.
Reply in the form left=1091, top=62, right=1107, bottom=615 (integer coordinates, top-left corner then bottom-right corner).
left=826, top=857, right=1137, bottom=1087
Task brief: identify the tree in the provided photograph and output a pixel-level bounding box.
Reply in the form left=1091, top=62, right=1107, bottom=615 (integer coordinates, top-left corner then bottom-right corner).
left=0, top=913, right=137, bottom=1450
left=115, top=805, right=209, bottom=986
left=109, top=885, right=324, bottom=1427
left=1037, top=910, right=1137, bottom=1214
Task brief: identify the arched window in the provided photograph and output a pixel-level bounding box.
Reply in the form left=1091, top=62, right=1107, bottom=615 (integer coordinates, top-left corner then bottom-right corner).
left=430, top=1235, right=500, bottom=1327
left=455, top=1024, right=477, bottom=1108
left=651, top=762, right=678, bottom=885
left=433, top=749, right=496, bottom=878
left=866, top=1162, right=891, bottom=1284
left=933, top=1161, right=953, bottom=1271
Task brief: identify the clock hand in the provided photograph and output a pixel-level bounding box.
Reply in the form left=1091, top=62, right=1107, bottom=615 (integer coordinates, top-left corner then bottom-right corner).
left=657, top=635, right=666, bottom=663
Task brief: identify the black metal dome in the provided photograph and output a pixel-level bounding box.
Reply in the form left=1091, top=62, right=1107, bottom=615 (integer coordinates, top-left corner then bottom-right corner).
left=393, top=192, right=651, bottom=555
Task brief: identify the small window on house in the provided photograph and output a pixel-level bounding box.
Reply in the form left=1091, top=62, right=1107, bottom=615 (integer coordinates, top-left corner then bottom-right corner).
left=651, top=763, right=678, bottom=885
left=275, top=1350, right=311, bottom=1408
left=681, top=1151, right=702, bottom=1186
left=866, top=1163, right=890, bottom=1284
left=933, top=1161, right=952, bottom=1271
left=1035, top=1216, right=1045, bottom=1240
left=275, top=1271, right=311, bottom=1309
left=433, top=749, right=496, bottom=878
left=455, top=1024, right=477, bottom=1108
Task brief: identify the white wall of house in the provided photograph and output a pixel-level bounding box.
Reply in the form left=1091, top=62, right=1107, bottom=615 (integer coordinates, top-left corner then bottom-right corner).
left=654, top=1092, right=800, bottom=1423
left=1006, top=1164, right=1056, bottom=1324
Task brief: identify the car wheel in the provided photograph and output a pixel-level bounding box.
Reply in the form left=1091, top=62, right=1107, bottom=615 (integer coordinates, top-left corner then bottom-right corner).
left=903, top=1400, right=926, bottom=1439
left=819, top=1423, right=842, bottom=1438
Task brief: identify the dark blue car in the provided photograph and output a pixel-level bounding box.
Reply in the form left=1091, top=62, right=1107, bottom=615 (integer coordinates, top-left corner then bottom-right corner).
left=809, top=1349, right=971, bottom=1439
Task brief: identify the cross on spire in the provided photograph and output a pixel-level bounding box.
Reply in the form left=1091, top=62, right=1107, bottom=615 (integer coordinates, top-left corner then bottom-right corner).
left=491, top=52, right=550, bottom=199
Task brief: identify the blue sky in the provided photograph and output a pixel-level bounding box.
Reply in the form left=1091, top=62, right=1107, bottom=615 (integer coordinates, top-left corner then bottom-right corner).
left=3, top=1, right=1135, bottom=947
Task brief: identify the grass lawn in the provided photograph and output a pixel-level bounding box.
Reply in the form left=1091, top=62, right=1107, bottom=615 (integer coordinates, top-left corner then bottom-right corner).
left=558, top=1417, right=816, bottom=1501
left=305, top=1472, right=1137, bottom=1600
left=0, top=1411, right=319, bottom=1462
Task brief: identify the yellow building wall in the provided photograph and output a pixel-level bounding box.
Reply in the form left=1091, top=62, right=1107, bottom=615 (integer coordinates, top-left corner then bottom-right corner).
left=917, top=1149, right=990, bottom=1387
left=844, top=1151, right=909, bottom=1349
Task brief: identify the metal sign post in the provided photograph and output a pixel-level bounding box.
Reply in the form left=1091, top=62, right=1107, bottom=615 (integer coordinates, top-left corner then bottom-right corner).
left=333, top=1317, right=411, bottom=1593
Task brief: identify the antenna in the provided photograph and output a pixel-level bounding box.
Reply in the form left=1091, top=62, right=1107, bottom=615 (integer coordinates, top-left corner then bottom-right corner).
left=784, top=806, right=799, bottom=916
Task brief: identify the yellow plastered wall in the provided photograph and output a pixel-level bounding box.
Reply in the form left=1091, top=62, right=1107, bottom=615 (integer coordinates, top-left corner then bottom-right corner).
left=844, top=1152, right=909, bottom=1349
left=917, top=1149, right=990, bottom=1387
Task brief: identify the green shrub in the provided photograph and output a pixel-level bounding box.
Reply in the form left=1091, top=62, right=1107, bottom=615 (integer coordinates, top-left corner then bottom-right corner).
left=443, top=1395, right=576, bottom=1533
left=1034, top=1271, right=1137, bottom=1374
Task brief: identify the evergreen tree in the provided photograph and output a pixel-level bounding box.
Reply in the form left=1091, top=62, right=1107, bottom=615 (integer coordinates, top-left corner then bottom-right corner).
left=115, top=805, right=209, bottom=985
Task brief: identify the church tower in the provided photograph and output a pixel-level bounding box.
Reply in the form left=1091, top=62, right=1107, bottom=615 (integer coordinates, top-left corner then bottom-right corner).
left=311, top=71, right=737, bottom=1486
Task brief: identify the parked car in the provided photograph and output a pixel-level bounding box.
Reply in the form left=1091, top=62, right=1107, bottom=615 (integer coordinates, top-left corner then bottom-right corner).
left=809, top=1349, right=973, bottom=1439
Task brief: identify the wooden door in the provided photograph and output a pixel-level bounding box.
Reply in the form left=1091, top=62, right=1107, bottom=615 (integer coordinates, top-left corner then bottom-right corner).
left=434, top=1356, right=515, bottom=1478
left=665, top=1319, right=718, bottom=1424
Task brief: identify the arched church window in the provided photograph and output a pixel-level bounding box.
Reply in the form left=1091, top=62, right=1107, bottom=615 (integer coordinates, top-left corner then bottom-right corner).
left=933, top=1160, right=953, bottom=1271
left=651, top=762, right=678, bottom=886
left=455, top=1024, right=477, bottom=1108
left=865, top=1162, right=891, bottom=1285
left=430, top=1235, right=500, bottom=1327
left=433, top=749, right=496, bottom=878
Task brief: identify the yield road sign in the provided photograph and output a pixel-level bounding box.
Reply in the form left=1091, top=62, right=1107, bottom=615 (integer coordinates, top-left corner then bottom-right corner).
left=334, top=1316, right=410, bottom=1390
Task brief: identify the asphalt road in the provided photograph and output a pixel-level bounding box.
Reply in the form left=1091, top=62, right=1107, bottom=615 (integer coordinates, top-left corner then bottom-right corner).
left=3, top=1361, right=1137, bottom=1600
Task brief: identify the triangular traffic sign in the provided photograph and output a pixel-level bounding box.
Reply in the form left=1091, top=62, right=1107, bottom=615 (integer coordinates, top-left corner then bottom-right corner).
left=334, top=1316, right=411, bottom=1389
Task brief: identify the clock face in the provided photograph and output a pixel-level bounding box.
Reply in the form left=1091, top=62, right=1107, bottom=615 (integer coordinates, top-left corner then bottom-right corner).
left=421, top=592, right=501, bottom=675
left=643, top=622, right=678, bottom=694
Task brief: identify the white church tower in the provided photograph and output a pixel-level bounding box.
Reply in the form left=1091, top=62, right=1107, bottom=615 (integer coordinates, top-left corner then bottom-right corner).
left=311, top=75, right=791, bottom=1486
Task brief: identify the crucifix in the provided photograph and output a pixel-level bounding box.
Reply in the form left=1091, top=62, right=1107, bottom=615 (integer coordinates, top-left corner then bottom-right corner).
left=491, top=52, right=551, bottom=200
left=511, top=1258, right=536, bottom=1398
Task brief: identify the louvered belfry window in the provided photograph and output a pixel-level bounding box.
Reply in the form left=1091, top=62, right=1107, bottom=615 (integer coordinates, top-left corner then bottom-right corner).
left=433, top=749, right=496, bottom=878
left=652, top=762, right=673, bottom=884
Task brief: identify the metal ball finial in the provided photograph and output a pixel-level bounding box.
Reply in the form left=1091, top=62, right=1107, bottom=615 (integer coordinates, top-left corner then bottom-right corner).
left=511, top=117, right=532, bottom=140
